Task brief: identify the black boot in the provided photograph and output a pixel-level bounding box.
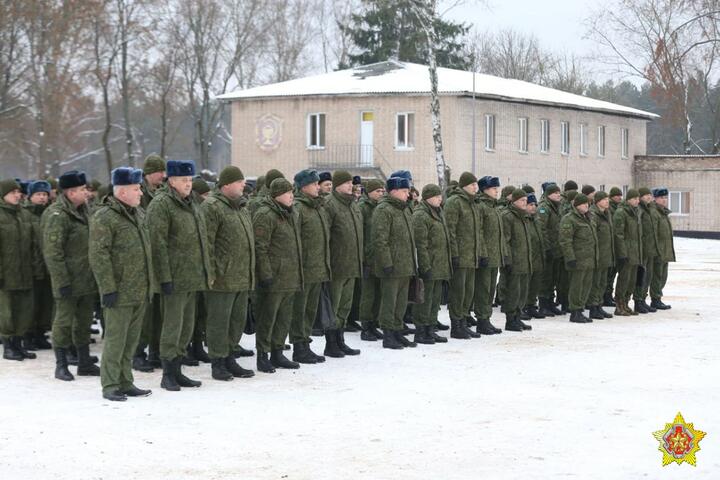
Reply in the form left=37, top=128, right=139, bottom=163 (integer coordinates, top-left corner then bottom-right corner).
left=634, top=300, right=649, bottom=314
left=360, top=322, right=379, bottom=342
left=428, top=326, right=448, bottom=343
left=271, top=349, right=300, bottom=369
left=132, top=346, right=154, bottom=372
left=519, top=309, right=532, bottom=321
left=67, top=345, right=78, bottom=366
left=518, top=314, right=532, bottom=330
left=450, top=318, right=471, bottom=339
left=394, top=330, right=417, bottom=348
left=504, top=313, right=524, bottom=332
left=3, top=337, right=23, bottom=361
left=580, top=309, right=593, bottom=323
left=160, top=359, right=180, bottom=391
left=569, top=310, right=588, bottom=323
left=465, top=316, right=478, bottom=327
left=382, top=329, right=404, bottom=349
left=52, top=348, right=74, bottom=381
left=477, top=317, right=502, bottom=335
left=182, top=345, right=199, bottom=366
left=257, top=351, right=276, bottom=373
left=463, top=317, right=481, bottom=338
left=211, top=357, right=233, bottom=381
left=345, top=319, right=362, bottom=332
left=589, top=306, right=604, bottom=320
left=23, top=333, right=37, bottom=351
left=120, top=385, right=152, bottom=397
left=147, top=348, right=161, bottom=368
left=13, top=336, right=36, bottom=359
left=192, top=341, right=211, bottom=363
left=225, top=356, right=255, bottom=378
left=538, top=298, right=557, bottom=317
left=77, top=345, right=100, bottom=376
left=651, top=298, right=671, bottom=310
left=601, top=307, right=613, bottom=318
left=337, top=330, right=361, bottom=355
left=643, top=299, right=657, bottom=313
left=102, top=390, right=127, bottom=402
left=603, top=292, right=616, bottom=307
left=175, top=357, right=202, bottom=387
left=32, top=333, right=52, bottom=350
left=233, top=345, right=255, bottom=357
left=435, top=320, right=449, bottom=331
left=526, top=305, right=545, bottom=319
left=292, top=342, right=318, bottom=364
left=414, top=325, right=435, bottom=345
left=323, top=330, right=345, bottom=358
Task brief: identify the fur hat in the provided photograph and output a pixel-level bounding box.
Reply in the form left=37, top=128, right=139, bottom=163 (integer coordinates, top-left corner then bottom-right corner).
left=564, top=180, right=578, bottom=192
left=573, top=193, right=589, bottom=206
left=111, top=167, right=143, bottom=186
left=522, top=184, right=535, bottom=194
left=478, top=176, right=500, bottom=191
left=581, top=184, right=595, bottom=196
left=386, top=177, right=411, bottom=191
left=526, top=193, right=538, bottom=205
left=332, top=170, right=353, bottom=188
left=390, top=170, right=413, bottom=182
left=143, top=154, right=166, bottom=175
left=270, top=178, right=293, bottom=197
left=58, top=170, right=87, bottom=190
left=352, top=175, right=362, bottom=185
left=542, top=181, right=556, bottom=193
left=638, top=187, right=652, bottom=197
left=166, top=160, right=196, bottom=178
left=626, top=188, right=640, bottom=201
left=511, top=188, right=527, bottom=202
left=265, top=169, right=285, bottom=188
left=594, top=191, right=609, bottom=203
left=16, top=179, right=30, bottom=195
left=365, top=179, right=384, bottom=193
left=459, top=172, right=478, bottom=188
left=609, top=186, right=623, bottom=197
left=29, top=180, right=51, bottom=197
left=192, top=177, right=210, bottom=195
left=218, top=166, right=244, bottom=187
left=422, top=184, right=442, bottom=200
left=0, top=179, right=21, bottom=198
left=319, top=171, right=332, bottom=184
left=544, top=183, right=561, bottom=195
left=652, top=187, right=669, bottom=198
left=294, top=169, right=320, bottom=189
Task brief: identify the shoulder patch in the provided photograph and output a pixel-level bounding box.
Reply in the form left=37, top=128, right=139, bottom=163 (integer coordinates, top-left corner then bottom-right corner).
left=539, top=207, right=546, bottom=214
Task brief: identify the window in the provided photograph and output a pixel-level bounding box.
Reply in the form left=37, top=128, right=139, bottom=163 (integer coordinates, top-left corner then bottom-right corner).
left=540, top=119, right=550, bottom=153
left=485, top=114, right=496, bottom=151
left=669, top=191, right=690, bottom=215
left=579, top=123, right=588, bottom=156
left=599, top=184, right=606, bottom=193
left=597, top=125, right=606, bottom=157
left=307, top=113, right=326, bottom=149
left=560, top=121, right=570, bottom=155
left=518, top=117, right=528, bottom=153
left=395, top=112, right=415, bottom=149
left=621, top=128, right=629, bottom=158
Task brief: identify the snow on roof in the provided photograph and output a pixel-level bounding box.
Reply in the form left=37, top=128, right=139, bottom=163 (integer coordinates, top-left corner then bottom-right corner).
left=216, top=60, right=657, bottom=119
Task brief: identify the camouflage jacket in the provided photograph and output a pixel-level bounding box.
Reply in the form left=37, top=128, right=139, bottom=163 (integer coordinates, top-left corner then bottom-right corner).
left=413, top=200, right=452, bottom=281
left=559, top=208, right=599, bottom=271
left=371, top=195, right=417, bottom=278
left=0, top=199, right=40, bottom=290
left=293, top=190, right=331, bottom=284
left=324, top=191, right=364, bottom=280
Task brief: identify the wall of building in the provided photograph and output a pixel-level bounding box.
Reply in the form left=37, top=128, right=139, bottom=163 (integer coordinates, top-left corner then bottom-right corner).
left=229, top=94, right=648, bottom=191
left=634, top=155, right=720, bottom=233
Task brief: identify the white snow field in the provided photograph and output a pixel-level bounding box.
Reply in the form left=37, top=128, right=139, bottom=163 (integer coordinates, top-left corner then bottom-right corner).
left=1, top=237, right=718, bottom=480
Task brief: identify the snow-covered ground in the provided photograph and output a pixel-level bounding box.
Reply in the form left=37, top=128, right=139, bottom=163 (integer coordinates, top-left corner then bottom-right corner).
left=1, top=237, right=718, bottom=479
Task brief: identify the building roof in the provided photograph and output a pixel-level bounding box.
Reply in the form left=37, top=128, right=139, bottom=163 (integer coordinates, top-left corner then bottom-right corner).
left=217, top=60, right=658, bottom=120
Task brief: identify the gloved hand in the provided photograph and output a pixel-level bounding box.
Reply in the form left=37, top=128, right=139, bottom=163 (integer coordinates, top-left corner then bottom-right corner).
left=478, top=257, right=489, bottom=268
left=362, top=263, right=371, bottom=279
left=383, top=266, right=394, bottom=276
left=617, top=257, right=628, bottom=269
left=160, top=282, right=174, bottom=296
left=420, top=269, right=432, bottom=281
left=59, top=285, right=73, bottom=298
left=566, top=260, right=577, bottom=270
left=102, top=292, right=118, bottom=308
left=451, top=257, right=460, bottom=269
left=259, top=278, right=273, bottom=289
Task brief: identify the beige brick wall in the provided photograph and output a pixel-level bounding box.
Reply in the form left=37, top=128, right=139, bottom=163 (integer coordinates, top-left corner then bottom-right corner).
left=230, top=94, right=648, bottom=191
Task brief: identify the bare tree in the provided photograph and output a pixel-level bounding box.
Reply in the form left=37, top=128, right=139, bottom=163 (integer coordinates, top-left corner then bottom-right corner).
left=265, top=0, right=319, bottom=82
left=318, top=0, right=359, bottom=71
left=467, top=29, right=551, bottom=83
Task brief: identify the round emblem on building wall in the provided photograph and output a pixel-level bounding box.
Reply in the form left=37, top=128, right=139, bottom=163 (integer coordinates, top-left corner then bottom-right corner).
left=255, top=114, right=283, bottom=152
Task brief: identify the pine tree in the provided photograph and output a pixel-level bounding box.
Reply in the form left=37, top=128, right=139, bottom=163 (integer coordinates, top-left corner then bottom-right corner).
left=340, top=0, right=473, bottom=70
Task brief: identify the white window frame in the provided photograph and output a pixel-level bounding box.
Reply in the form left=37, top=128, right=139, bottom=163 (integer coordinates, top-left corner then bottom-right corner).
left=668, top=190, right=690, bottom=216
left=484, top=114, right=496, bottom=151
left=597, top=125, right=606, bottom=157
left=621, top=127, right=629, bottom=159
left=517, top=117, right=528, bottom=153
left=395, top=112, right=415, bottom=150
left=579, top=123, right=588, bottom=156
left=540, top=119, right=550, bottom=153
left=560, top=121, right=570, bottom=155
left=306, top=113, right=326, bottom=149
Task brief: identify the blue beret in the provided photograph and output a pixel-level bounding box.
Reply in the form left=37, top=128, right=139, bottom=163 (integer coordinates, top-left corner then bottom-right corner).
left=478, top=175, right=500, bottom=191
left=166, top=160, right=196, bottom=177
left=319, top=171, right=332, bottom=183
left=29, top=180, right=51, bottom=196
left=527, top=193, right=538, bottom=205
left=652, top=187, right=668, bottom=197
left=111, top=167, right=143, bottom=186
left=386, top=176, right=411, bottom=191
left=58, top=170, right=87, bottom=189
left=390, top=170, right=413, bottom=182
left=294, top=169, right=320, bottom=189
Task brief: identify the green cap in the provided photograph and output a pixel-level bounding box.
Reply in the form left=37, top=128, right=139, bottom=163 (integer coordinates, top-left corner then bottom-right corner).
left=0, top=179, right=21, bottom=198
left=626, top=188, right=639, bottom=201
left=270, top=178, right=293, bottom=198
left=581, top=184, right=595, bottom=196
left=192, top=177, right=210, bottom=195
left=265, top=169, right=285, bottom=188
left=522, top=184, right=535, bottom=194
left=638, top=187, right=652, bottom=197
left=573, top=193, right=589, bottom=206
left=545, top=184, right=561, bottom=195
left=218, top=166, right=244, bottom=187
left=594, top=191, right=609, bottom=203
left=422, top=184, right=442, bottom=200
left=609, top=186, right=622, bottom=197
left=459, top=172, right=478, bottom=188
left=501, top=185, right=516, bottom=198
left=511, top=188, right=527, bottom=202
left=332, top=170, right=353, bottom=188
left=365, top=179, right=384, bottom=193
left=143, top=154, right=166, bottom=175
